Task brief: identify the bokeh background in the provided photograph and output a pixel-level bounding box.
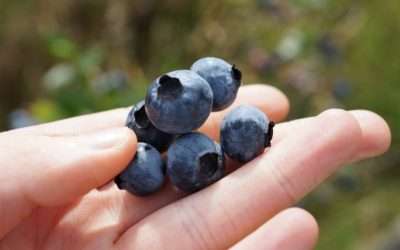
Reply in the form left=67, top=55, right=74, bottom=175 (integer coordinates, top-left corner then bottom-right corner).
left=0, top=0, right=398, bottom=249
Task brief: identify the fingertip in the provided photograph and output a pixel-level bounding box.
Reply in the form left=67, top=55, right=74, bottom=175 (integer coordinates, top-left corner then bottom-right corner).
left=77, top=127, right=137, bottom=190
left=199, top=84, right=290, bottom=140
left=244, top=84, right=290, bottom=122
left=114, top=127, right=137, bottom=152
left=318, top=109, right=363, bottom=153
left=283, top=208, right=319, bottom=247
left=349, top=110, right=392, bottom=158
left=108, top=127, right=137, bottom=173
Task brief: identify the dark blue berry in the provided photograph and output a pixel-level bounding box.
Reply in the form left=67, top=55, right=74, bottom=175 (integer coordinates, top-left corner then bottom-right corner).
left=191, top=57, right=242, bottom=111
left=126, top=100, right=175, bottom=152
left=220, top=105, right=274, bottom=163
left=167, top=132, right=225, bottom=193
left=145, top=70, right=213, bottom=134
left=115, top=143, right=165, bottom=196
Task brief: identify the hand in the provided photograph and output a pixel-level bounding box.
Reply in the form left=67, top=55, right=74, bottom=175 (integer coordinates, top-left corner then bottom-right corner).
left=0, top=85, right=391, bottom=250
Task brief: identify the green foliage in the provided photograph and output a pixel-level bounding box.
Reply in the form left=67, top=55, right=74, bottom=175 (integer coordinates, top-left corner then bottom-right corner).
left=46, top=34, right=78, bottom=60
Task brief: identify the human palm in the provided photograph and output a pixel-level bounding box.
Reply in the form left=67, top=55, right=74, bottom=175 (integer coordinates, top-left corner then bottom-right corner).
left=0, top=85, right=390, bottom=250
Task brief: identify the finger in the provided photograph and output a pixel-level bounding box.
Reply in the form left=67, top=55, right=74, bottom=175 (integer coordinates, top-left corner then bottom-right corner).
left=199, top=84, right=289, bottom=140
left=273, top=109, right=391, bottom=162
left=115, top=109, right=363, bottom=249
left=231, top=208, right=319, bottom=250
left=5, top=85, right=289, bottom=141
left=0, top=127, right=136, bottom=239
left=4, top=108, right=129, bottom=136
left=348, top=110, right=391, bottom=161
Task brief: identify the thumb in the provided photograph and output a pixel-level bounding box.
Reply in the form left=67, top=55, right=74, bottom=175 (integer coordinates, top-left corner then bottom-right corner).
left=0, top=127, right=136, bottom=238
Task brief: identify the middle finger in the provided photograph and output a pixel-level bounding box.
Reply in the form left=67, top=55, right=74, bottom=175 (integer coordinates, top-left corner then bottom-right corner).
left=115, top=109, right=362, bottom=249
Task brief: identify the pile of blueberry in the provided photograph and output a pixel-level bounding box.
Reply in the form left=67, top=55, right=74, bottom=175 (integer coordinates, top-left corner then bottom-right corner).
left=115, top=57, right=275, bottom=196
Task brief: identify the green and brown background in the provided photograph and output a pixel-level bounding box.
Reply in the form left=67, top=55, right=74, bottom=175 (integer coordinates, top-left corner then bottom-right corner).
left=0, top=1, right=398, bottom=249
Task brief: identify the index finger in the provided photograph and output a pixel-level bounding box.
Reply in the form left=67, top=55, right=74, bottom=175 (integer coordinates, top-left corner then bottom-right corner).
left=6, top=84, right=290, bottom=139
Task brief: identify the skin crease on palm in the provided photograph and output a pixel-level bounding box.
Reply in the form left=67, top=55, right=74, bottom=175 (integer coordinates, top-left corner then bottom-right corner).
left=0, top=85, right=391, bottom=250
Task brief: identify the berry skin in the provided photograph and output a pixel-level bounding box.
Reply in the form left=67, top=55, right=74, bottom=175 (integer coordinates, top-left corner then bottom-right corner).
left=167, top=132, right=225, bottom=193
left=145, top=70, right=213, bottom=134
left=191, top=57, right=242, bottom=111
left=115, top=143, right=165, bottom=196
left=126, top=100, right=175, bottom=152
left=220, top=105, right=274, bottom=163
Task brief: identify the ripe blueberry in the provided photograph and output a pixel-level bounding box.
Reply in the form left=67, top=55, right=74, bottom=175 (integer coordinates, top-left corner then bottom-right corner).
left=191, top=57, right=242, bottom=111
left=167, top=132, right=225, bottom=193
left=115, top=143, right=165, bottom=196
left=220, top=105, right=274, bottom=163
left=126, top=100, right=175, bottom=152
left=145, top=70, right=213, bottom=134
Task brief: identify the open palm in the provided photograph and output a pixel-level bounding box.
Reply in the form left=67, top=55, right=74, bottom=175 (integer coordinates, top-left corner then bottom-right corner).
left=0, top=85, right=390, bottom=250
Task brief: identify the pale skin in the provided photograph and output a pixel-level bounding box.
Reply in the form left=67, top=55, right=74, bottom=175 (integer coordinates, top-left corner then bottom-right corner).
left=0, top=85, right=391, bottom=250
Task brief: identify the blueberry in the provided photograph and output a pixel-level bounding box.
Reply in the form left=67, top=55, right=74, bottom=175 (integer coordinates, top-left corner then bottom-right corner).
left=115, top=143, right=165, bottom=196
left=126, top=100, right=175, bottom=152
left=191, top=57, right=242, bottom=111
left=145, top=70, right=213, bottom=134
left=220, top=105, right=274, bottom=163
left=167, top=132, right=225, bottom=193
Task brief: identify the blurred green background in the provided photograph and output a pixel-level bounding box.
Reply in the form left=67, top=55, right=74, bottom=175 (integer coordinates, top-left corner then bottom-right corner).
left=0, top=0, right=398, bottom=249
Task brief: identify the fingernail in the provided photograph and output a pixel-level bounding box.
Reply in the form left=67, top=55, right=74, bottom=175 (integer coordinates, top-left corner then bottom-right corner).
left=78, top=127, right=133, bottom=150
